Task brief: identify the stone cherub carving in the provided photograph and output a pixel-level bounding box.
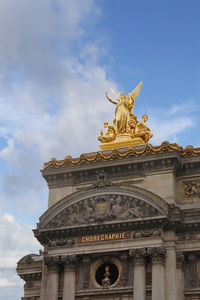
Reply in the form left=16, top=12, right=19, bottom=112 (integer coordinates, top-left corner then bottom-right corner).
left=98, top=82, right=153, bottom=150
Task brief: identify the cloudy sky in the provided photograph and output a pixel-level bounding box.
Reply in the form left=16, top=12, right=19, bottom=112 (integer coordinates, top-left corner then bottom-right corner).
left=0, top=0, right=199, bottom=298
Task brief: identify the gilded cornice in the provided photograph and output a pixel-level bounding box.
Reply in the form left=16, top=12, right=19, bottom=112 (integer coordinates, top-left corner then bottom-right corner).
left=43, top=141, right=200, bottom=170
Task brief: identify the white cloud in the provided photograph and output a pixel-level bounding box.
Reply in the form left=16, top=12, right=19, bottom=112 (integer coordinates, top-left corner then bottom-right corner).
left=0, top=0, right=100, bottom=93
left=168, top=101, right=199, bottom=115
left=0, top=211, right=41, bottom=297
left=0, top=270, right=23, bottom=300
left=150, top=115, right=194, bottom=145
left=0, top=139, right=15, bottom=160
left=0, top=213, right=41, bottom=269
left=0, top=276, right=20, bottom=288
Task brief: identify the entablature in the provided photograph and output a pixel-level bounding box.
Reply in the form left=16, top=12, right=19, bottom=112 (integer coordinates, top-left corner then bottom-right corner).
left=42, top=149, right=182, bottom=189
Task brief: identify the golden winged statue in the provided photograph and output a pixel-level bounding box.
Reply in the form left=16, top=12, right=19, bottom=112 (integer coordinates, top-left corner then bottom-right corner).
left=98, top=82, right=153, bottom=150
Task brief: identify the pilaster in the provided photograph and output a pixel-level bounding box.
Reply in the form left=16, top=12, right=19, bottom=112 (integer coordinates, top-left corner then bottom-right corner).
left=176, top=252, right=185, bottom=300
left=82, top=255, right=90, bottom=289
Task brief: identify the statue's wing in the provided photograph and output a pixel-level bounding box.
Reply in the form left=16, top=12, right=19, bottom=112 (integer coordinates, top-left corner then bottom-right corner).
left=130, top=81, right=143, bottom=100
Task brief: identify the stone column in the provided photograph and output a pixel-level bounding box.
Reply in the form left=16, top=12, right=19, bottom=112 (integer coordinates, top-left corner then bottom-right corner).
left=130, top=249, right=146, bottom=300
left=165, top=246, right=177, bottom=300
left=45, top=257, right=59, bottom=300
left=62, top=255, right=78, bottom=300
left=176, top=252, right=185, bottom=300
left=150, top=247, right=166, bottom=300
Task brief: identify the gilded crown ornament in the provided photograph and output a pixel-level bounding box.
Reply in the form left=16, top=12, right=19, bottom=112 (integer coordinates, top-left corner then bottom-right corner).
left=98, top=82, right=153, bottom=150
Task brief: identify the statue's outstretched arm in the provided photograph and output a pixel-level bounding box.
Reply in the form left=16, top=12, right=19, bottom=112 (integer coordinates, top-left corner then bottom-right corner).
left=105, top=92, right=117, bottom=105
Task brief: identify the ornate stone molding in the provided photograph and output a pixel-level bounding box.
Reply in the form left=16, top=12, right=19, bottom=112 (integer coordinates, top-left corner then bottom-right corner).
left=43, top=142, right=200, bottom=169
left=20, top=272, right=42, bottom=283
left=176, top=252, right=184, bottom=269
left=129, top=248, right=146, bottom=266
left=148, top=247, right=166, bottom=265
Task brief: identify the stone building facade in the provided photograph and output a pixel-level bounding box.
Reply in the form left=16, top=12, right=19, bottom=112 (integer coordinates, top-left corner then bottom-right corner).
left=17, top=142, right=200, bottom=300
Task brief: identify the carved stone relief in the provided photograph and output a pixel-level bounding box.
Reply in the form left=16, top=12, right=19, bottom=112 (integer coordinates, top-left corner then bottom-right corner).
left=184, top=180, right=200, bottom=201
left=48, top=237, right=75, bottom=248
left=177, top=232, right=200, bottom=241
left=47, top=194, right=162, bottom=229
left=132, top=229, right=161, bottom=239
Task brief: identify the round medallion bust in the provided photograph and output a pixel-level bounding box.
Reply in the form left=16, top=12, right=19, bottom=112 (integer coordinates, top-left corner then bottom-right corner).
left=91, top=257, right=121, bottom=288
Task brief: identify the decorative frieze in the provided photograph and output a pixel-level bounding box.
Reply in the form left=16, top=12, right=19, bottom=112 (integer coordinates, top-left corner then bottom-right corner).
left=132, top=229, right=161, bottom=239
left=48, top=237, right=75, bottom=248
left=46, top=229, right=162, bottom=249
left=177, top=231, right=200, bottom=241
left=184, top=180, right=200, bottom=200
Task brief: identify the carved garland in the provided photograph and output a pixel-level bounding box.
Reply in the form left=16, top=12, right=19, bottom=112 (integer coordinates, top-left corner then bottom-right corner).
left=43, top=142, right=200, bottom=169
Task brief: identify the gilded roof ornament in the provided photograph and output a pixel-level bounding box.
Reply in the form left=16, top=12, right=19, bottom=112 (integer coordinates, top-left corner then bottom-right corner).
left=98, top=82, right=153, bottom=150
left=43, top=142, right=200, bottom=169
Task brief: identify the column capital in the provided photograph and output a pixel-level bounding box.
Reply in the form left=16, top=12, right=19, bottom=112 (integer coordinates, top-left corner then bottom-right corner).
left=148, top=247, right=166, bottom=265
left=176, top=251, right=184, bottom=269
left=62, top=255, right=79, bottom=271
left=82, top=255, right=90, bottom=264
left=129, top=248, right=146, bottom=266
left=44, top=256, right=59, bottom=272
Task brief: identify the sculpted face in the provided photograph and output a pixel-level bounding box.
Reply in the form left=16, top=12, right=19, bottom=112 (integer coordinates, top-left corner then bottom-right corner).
left=142, top=114, right=148, bottom=122
left=126, top=97, right=134, bottom=110
left=120, top=93, right=125, bottom=100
